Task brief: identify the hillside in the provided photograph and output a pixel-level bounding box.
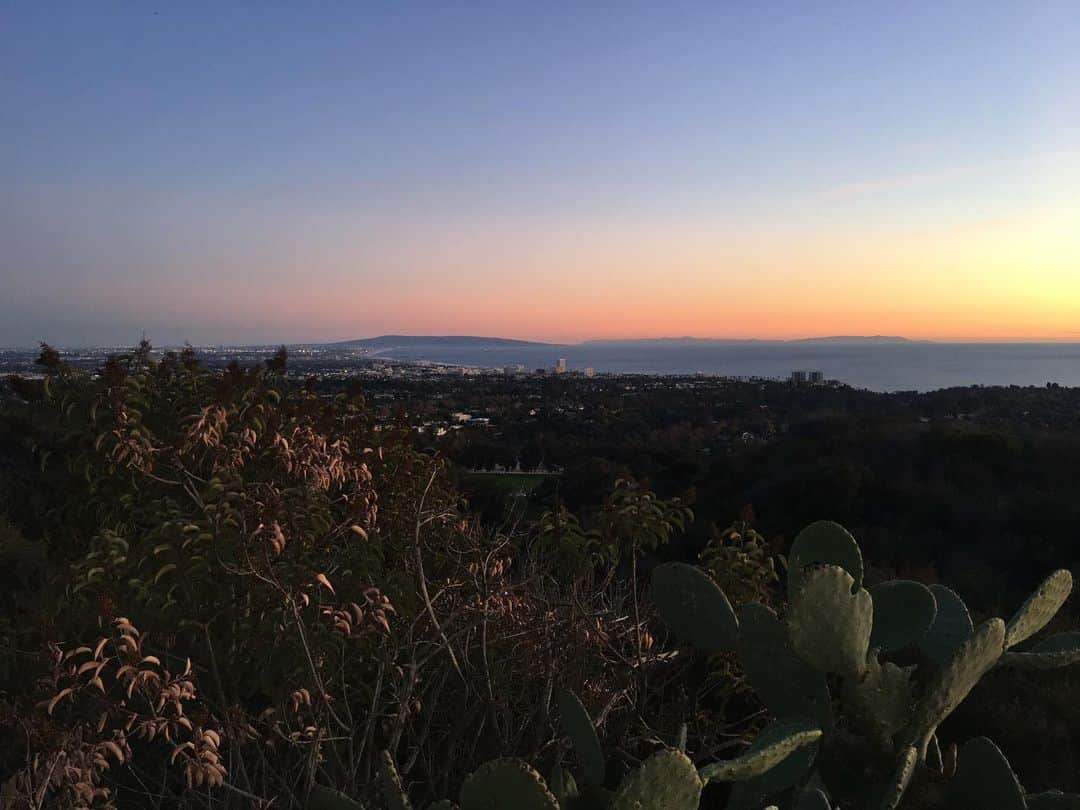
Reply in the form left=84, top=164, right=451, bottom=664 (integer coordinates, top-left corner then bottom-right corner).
left=329, top=334, right=557, bottom=349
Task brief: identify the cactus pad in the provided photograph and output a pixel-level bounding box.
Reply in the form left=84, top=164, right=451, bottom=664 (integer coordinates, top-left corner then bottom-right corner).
left=1027, top=792, right=1080, bottom=809
left=308, top=784, right=366, bottom=810
left=548, top=765, right=579, bottom=806
left=795, top=789, right=832, bottom=810
left=846, top=651, right=915, bottom=742
left=1004, top=569, right=1073, bottom=649
left=556, top=689, right=605, bottom=785
left=920, top=584, right=973, bottom=665
left=946, top=736, right=1025, bottom=810
left=611, top=749, right=702, bottom=810
left=905, top=618, right=1005, bottom=756
left=460, top=759, right=559, bottom=810
left=943, top=741, right=958, bottom=778
left=1000, top=631, right=1080, bottom=670
left=379, top=750, right=412, bottom=810
left=788, top=520, right=864, bottom=595
left=880, top=746, right=917, bottom=810
left=869, top=579, right=937, bottom=653
left=738, top=602, right=833, bottom=731
left=725, top=717, right=822, bottom=809
left=652, top=562, right=738, bottom=652
left=699, top=718, right=822, bottom=783
left=788, top=564, right=873, bottom=677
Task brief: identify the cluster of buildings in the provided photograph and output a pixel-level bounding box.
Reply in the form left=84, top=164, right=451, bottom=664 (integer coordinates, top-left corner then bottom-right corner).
left=790, top=370, right=827, bottom=385
left=553, top=358, right=596, bottom=377
left=501, top=358, right=596, bottom=378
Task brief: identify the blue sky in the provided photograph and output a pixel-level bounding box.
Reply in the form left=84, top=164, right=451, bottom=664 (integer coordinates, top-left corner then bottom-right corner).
left=3, top=3, right=1079, bottom=345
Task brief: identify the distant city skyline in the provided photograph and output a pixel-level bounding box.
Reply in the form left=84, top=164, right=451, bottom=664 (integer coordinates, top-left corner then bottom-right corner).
left=3, top=4, right=1079, bottom=346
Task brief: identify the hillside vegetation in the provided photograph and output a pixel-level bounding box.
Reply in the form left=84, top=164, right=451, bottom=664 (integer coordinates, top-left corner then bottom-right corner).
left=1, top=345, right=1079, bottom=809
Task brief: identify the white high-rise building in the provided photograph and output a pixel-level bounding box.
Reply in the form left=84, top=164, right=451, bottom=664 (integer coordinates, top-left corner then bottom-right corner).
left=584, top=367, right=596, bottom=378
left=555, top=358, right=567, bottom=374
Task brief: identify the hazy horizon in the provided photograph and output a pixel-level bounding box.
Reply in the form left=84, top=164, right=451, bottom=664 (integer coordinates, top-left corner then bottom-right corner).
left=3, top=4, right=1079, bottom=346
left=6, top=332, right=1080, bottom=352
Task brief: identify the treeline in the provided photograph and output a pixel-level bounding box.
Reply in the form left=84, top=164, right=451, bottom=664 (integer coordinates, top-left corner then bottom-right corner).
left=402, top=376, right=1080, bottom=611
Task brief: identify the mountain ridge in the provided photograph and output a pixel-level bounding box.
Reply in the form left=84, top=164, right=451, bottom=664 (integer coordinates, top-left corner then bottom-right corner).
left=330, top=334, right=926, bottom=348
left=329, top=335, right=560, bottom=349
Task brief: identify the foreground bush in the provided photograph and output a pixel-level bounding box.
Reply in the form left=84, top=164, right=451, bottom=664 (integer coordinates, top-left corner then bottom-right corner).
left=0, top=345, right=726, bottom=808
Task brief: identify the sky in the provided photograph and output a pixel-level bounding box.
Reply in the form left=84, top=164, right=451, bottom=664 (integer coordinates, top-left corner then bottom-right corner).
left=2, top=2, right=1080, bottom=347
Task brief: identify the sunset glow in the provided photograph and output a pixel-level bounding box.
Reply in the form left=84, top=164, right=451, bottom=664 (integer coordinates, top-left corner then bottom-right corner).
left=3, top=4, right=1079, bottom=346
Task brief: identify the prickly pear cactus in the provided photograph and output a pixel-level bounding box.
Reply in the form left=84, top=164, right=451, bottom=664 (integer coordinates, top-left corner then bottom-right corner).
left=795, top=788, right=832, bottom=810
left=869, top=579, right=937, bottom=654
left=725, top=717, right=823, bottom=810
left=879, top=746, right=917, bottom=810
left=904, top=617, right=1005, bottom=756
left=787, top=520, right=864, bottom=596
left=788, top=564, right=873, bottom=678
left=547, top=765, right=578, bottom=807
left=946, top=736, right=1025, bottom=810
left=845, top=651, right=915, bottom=743
left=652, top=561, right=738, bottom=652
left=1026, top=791, right=1080, bottom=809
left=1004, top=569, right=1073, bottom=649
left=379, top=750, right=412, bottom=810
left=308, top=784, right=366, bottom=810
left=556, top=689, right=605, bottom=785
left=459, top=759, right=559, bottom=810
left=643, top=519, right=1080, bottom=809
left=737, top=602, right=833, bottom=732
left=1001, top=631, right=1080, bottom=669
left=920, top=584, right=973, bottom=665
left=699, top=718, right=822, bottom=783
left=610, top=749, right=702, bottom=810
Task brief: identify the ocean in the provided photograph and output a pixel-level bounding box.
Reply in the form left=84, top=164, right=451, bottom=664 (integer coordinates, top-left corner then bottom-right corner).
left=371, top=342, right=1080, bottom=393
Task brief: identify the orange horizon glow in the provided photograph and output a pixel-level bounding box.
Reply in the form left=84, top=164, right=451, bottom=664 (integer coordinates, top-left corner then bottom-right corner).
left=125, top=198, right=1077, bottom=346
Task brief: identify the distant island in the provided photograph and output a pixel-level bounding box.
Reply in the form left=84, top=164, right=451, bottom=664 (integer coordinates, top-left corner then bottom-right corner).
left=330, top=335, right=559, bottom=349
left=789, top=335, right=926, bottom=345
left=331, top=334, right=924, bottom=349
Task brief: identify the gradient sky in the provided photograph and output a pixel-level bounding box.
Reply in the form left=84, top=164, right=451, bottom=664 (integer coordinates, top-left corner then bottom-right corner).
left=3, top=3, right=1080, bottom=346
